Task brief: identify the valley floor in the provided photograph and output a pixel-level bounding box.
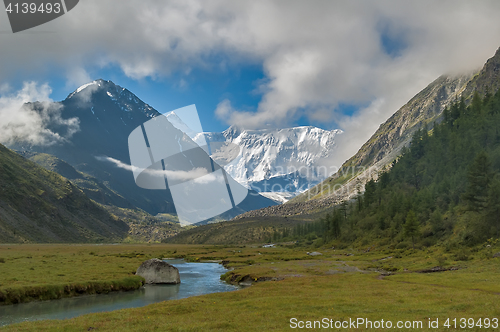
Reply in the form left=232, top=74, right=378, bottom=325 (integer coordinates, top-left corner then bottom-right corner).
left=0, top=243, right=499, bottom=331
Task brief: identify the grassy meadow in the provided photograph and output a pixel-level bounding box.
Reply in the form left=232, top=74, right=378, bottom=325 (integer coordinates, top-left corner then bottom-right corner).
left=0, top=243, right=499, bottom=331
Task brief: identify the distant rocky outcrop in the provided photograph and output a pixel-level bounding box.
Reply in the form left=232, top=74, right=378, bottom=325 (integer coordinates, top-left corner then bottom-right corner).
left=136, top=259, right=180, bottom=284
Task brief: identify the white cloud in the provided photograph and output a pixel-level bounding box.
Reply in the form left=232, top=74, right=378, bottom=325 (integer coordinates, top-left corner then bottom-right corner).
left=1, top=0, right=500, bottom=162
left=0, top=82, right=79, bottom=146
left=71, top=81, right=100, bottom=105
left=65, top=67, right=92, bottom=91
left=96, top=155, right=210, bottom=182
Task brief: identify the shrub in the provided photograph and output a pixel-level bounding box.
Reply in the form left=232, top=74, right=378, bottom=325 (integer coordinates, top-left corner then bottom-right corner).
left=436, top=255, right=447, bottom=266
left=454, top=248, right=470, bottom=261
left=0, top=258, right=5, bottom=263
left=421, top=238, right=436, bottom=247
left=396, top=241, right=410, bottom=249
left=381, top=266, right=398, bottom=272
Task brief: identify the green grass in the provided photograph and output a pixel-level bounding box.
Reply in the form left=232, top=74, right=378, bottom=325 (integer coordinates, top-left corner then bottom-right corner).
left=0, top=244, right=200, bottom=305
left=0, top=243, right=499, bottom=331
left=0, top=277, right=144, bottom=305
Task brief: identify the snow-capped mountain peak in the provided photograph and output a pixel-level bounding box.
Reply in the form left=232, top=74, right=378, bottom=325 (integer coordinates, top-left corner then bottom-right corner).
left=198, top=125, right=342, bottom=200
left=67, top=79, right=158, bottom=119
left=67, top=80, right=101, bottom=99
left=75, top=81, right=99, bottom=94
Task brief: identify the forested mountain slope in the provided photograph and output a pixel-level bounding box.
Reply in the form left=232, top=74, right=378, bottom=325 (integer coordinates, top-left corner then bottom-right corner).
left=232, top=46, right=500, bottom=219
left=296, top=46, right=500, bottom=204
left=283, top=91, right=500, bottom=248
left=168, top=90, right=500, bottom=245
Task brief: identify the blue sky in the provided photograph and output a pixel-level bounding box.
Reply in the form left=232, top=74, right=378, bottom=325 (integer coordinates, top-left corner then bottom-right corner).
left=6, top=50, right=367, bottom=134
left=6, top=55, right=367, bottom=134
left=22, top=22, right=418, bottom=134
left=60, top=63, right=268, bottom=133
left=2, top=61, right=268, bottom=133
left=1, top=1, right=500, bottom=165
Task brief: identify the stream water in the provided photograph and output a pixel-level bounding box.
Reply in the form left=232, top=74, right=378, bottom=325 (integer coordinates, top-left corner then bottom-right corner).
left=0, top=259, right=239, bottom=327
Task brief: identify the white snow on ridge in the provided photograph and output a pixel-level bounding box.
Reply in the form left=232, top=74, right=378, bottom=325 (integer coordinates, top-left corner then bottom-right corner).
left=167, top=124, right=342, bottom=199
left=68, top=80, right=101, bottom=99
left=187, top=125, right=343, bottom=200
left=76, top=81, right=98, bottom=94
left=217, top=126, right=342, bottom=185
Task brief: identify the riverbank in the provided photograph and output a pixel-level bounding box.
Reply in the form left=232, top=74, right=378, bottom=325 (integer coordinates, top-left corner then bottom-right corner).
left=0, top=244, right=205, bottom=305
left=1, top=243, right=499, bottom=331
left=0, top=276, right=144, bottom=305
left=0, top=259, right=238, bottom=327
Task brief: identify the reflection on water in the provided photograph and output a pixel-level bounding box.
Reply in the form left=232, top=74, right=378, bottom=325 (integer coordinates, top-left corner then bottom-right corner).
left=0, top=259, right=239, bottom=327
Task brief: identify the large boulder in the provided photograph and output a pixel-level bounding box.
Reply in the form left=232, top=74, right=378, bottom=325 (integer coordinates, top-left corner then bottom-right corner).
left=136, top=259, right=181, bottom=284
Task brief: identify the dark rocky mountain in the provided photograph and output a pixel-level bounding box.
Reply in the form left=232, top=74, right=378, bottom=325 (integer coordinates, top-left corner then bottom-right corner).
left=9, top=79, right=276, bottom=222
left=0, top=143, right=128, bottom=243
left=12, top=79, right=176, bottom=214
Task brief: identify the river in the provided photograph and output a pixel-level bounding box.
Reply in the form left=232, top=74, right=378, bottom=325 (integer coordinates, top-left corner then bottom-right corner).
left=0, top=259, right=239, bottom=327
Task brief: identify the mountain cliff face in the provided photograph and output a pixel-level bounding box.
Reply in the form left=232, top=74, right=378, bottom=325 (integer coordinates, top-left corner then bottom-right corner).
left=342, top=75, right=472, bottom=169
left=462, top=47, right=500, bottom=99
left=346, top=46, right=500, bottom=175
left=0, top=144, right=128, bottom=243
left=233, top=46, right=500, bottom=219
left=309, top=47, right=500, bottom=202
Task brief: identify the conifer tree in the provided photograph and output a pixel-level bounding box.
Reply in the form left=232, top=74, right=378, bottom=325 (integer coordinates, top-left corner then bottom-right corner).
left=332, top=211, right=342, bottom=239
left=463, top=151, right=492, bottom=212
left=364, top=179, right=376, bottom=207
left=487, top=176, right=500, bottom=238
left=472, top=92, right=482, bottom=114
left=404, top=210, right=419, bottom=250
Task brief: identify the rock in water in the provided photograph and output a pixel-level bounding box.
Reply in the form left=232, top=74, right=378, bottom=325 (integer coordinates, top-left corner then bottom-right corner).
left=136, top=259, right=181, bottom=284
